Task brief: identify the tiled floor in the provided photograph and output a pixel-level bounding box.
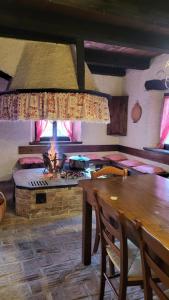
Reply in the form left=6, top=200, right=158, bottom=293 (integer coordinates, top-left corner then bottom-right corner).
left=0, top=181, right=144, bottom=299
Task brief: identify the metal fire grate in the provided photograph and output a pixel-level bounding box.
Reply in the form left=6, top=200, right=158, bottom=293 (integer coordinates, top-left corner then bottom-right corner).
left=29, top=180, right=48, bottom=187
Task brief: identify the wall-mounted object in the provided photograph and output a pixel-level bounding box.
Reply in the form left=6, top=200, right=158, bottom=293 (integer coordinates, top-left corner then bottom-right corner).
left=145, top=79, right=167, bottom=90
left=131, top=101, right=142, bottom=123
left=107, top=96, right=128, bottom=136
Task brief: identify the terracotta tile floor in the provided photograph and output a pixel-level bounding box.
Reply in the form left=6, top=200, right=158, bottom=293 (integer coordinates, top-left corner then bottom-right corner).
left=0, top=181, right=144, bottom=299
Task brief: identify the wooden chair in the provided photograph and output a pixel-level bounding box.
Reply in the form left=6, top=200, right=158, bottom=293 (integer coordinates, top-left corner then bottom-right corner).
left=94, top=190, right=143, bottom=300
left=91, top=166, right=128, bottom=254
left=91, top=166, right=128, bottom=179
left=0, top=191, right=6, bottom=222
left=137, top=224, right=169, bottom=300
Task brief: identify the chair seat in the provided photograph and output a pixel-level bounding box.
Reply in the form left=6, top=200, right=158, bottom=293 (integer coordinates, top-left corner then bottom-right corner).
left=106, top=240, right=142, bottom=280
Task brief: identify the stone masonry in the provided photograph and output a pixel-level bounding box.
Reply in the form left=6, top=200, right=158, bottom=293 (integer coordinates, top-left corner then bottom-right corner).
left=15, top=186, right=83, bottom=218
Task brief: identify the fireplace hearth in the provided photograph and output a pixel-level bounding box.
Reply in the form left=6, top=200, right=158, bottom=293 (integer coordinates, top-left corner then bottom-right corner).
left=13, top=168, right=90, bottom=218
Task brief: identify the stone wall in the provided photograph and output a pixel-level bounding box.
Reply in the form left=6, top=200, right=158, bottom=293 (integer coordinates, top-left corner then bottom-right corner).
left=15, top=186, right=83, bottom=218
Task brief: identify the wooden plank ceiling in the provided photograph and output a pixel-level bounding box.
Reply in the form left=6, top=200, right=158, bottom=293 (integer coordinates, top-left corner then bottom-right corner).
left=0, top=0, right=168, bottom=76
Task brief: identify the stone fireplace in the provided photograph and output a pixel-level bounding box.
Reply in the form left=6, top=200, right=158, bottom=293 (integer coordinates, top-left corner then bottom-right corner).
left=13, top=168, right=90, bottom=218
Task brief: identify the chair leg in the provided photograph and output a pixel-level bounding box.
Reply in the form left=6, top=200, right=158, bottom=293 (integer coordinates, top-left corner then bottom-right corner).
left=143, top=277, right=153, bottom=300
left=93, top=212, right=100, bottom=254
left=99, top=247, right=106, bottom=300
left=119, top=277, right=127, bottom=300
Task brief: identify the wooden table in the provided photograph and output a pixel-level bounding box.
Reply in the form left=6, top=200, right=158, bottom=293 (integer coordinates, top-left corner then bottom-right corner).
left=79, top=174, right=169, bottom=265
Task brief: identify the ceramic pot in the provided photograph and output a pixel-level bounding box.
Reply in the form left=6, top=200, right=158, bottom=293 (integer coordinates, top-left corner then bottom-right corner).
left=69, top=155, right=90, bottom=170
left=131, top=102, right=142, bottom=123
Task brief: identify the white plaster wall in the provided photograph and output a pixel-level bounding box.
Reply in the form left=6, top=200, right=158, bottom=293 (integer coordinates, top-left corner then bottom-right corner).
left=119, top=54, right=169, bottom=148
left=93, top=74, right=124, bottom=95
left=0, top=121, right=32, bottom=180
left=82, top=74, right=123, bottom=145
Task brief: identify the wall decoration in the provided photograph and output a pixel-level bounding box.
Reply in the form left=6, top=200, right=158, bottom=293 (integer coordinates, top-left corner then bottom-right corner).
left=131, top=101, right=142, bottom=123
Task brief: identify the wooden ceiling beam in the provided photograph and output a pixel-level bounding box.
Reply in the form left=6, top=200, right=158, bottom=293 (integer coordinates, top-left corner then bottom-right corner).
left=0, top=1, right=168, bottom=53
left=85, top=49, right=150, bottom=70
left=76, top=40, right=85, bottom=90
left=88, top=64, right=126, bottom=76
left=0, top=70, right=12, bottom=81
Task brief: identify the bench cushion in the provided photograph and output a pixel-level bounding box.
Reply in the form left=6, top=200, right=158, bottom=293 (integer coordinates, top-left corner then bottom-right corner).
left=120, top=160, right=143, bottom=167
left=19, top=157, right=44, bottom=165
left=132, top=164, right=165, bottom=174
left=84, top=153, right=104, bottom=160
left=103, top=153, right=127, bottom=162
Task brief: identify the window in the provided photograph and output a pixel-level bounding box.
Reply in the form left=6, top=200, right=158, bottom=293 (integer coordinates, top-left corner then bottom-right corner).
left=159, top=96, right=169, bottom=145
left=35, top=120, right=81, bottom=142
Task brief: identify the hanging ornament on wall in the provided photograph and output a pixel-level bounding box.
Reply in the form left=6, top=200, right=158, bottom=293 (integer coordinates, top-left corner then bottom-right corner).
left=131, top=101, right=142, bottom=123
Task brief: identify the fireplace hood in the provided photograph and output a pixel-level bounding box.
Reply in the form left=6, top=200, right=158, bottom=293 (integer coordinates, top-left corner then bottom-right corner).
left=0, top=41, right=110, bottom=123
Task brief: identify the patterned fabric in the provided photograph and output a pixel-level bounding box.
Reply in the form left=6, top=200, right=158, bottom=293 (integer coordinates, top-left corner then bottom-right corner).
left=0, top=92, right=110, bottom=123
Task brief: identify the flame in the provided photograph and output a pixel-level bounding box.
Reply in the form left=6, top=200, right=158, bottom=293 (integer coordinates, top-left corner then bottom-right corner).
left=48, top=140, right=57, bottom=170
left=48, top=140, right=57, bottom=160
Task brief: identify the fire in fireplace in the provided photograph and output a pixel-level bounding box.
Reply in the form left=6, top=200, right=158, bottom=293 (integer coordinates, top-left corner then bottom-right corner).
left=43, top=140, right=66, bottom=174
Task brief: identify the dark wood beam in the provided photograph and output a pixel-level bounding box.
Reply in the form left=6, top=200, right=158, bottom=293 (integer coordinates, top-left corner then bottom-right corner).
left=85, top=49, right=151, bottom=70
left=0, top=1, right=169, bottom=53
left=88, top=64, right=126, bottom=76
left=76, top=40, right=85, bottom=90
left=18, top=144, right=118, bottom=155
left=119, top=145, right=169, bottom=165
left=0, top=70, right=12, bottom=81
left=145, top=79, right=167, bottom=90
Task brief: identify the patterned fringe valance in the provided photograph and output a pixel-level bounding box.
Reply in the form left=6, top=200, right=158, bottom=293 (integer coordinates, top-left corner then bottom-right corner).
left=0, top=92, right=110, bottom=123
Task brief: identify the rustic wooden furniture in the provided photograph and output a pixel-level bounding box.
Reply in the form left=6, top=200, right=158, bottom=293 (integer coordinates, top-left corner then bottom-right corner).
left=94, top=190, right=143, bottom=300
left=107, top=96, right=128, bottom=136
left=0, top=191, right=6, bottom=222
left=137, top=224, right=169, bottom=300
left=79, top=175, right=169, bottom=266
left=91, top=166, right=128, bottom=254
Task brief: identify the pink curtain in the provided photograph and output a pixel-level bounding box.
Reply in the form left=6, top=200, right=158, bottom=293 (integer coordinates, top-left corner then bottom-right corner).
left=159, top=96, right=169, bottom=146
left=36, top=120, right=48, bottom=141
left=63, top=121, right=74, bottom=141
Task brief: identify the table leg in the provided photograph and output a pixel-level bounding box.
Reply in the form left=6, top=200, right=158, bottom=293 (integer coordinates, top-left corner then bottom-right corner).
left=82, top=190, right=92, bottom=265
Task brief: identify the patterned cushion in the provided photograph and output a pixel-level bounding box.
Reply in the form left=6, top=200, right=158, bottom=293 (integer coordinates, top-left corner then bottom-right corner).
left=133, top=164, right=165, bottom=174
left=106, top=239, right=142, bottom=280
left=19, top=157, right=43, bottom=165
left=120, top=160, right=143, bottom=167
left=103, top=154, right=127, bottom=162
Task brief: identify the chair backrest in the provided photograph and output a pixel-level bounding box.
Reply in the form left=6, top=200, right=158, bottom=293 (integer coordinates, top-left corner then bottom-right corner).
left=94, top=190, right=127, bottom=271
left=91, top=166, right=128, bottom=179
left=138, top=225, right=169, bottom=300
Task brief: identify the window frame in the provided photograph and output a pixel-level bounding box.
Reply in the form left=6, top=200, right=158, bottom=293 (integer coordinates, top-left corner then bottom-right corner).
left=34, top=120, right=82, bottom=144
left=35, top=121, right=71, bottom=142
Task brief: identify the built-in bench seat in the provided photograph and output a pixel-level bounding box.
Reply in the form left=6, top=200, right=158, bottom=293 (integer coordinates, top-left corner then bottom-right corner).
left=102, top=155, right=167, bottom=175
left=17, top=152, right=168, bottom=177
